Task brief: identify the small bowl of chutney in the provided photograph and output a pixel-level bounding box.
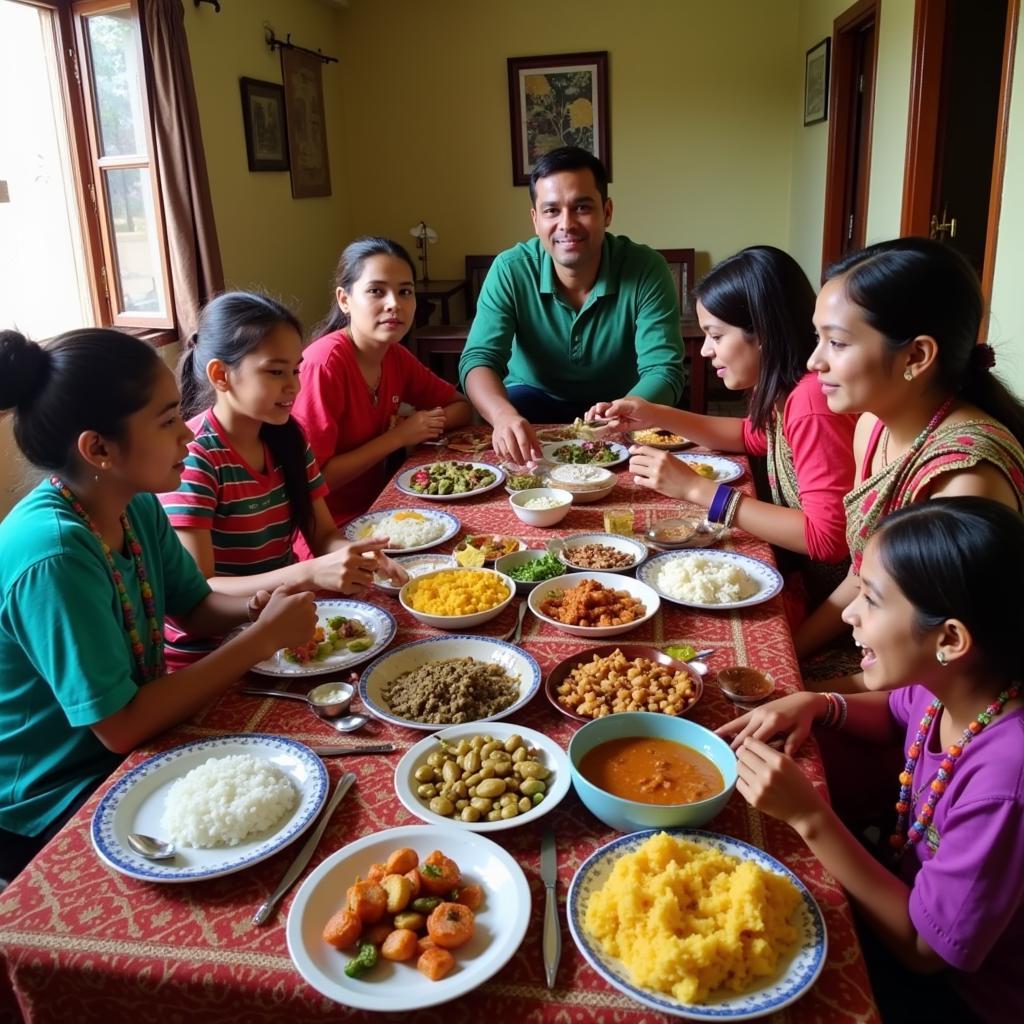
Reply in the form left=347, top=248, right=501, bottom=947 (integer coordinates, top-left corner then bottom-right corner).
left=716, top=665, right=775, bottom=704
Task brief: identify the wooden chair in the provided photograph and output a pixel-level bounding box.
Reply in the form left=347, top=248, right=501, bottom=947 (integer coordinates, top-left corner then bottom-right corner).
left=412, top=254, right=495, bottom=385
left=654, top=248, right=707, bottom=414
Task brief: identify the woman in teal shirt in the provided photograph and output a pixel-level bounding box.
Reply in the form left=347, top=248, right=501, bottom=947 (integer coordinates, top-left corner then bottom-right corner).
left=0, top=327, right=317, bottom=885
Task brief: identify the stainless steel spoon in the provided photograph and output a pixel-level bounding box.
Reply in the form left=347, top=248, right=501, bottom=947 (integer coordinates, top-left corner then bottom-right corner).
left=239, top=681, right=355, bottom=721
left=326, top=712, right=370, bottom=733
left=127, top=832, right=176, bottom=860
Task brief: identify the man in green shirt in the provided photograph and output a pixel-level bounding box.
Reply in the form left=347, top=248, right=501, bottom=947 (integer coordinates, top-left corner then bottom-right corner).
left=459, top=146, right=684, bottom=463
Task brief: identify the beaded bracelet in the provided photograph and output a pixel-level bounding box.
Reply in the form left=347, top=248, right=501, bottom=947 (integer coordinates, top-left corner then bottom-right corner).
left=819, top=692, right=848, bottom=729
left=707, top=483, right=735, bottom=524
left=722, top=490, right=743, bottom=529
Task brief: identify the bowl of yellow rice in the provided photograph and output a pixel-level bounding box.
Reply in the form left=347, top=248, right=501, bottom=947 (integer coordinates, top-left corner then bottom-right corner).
left=399, top=567, right=515, bottom=630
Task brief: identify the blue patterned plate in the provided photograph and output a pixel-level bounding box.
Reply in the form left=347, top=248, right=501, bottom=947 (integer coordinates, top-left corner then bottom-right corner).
left=671, top=452, right=745, bottom=483
left=344, top=507, right=461, bottom=554
left=91, top=734, right=329, bottom=883
left=568, top=829, right=827, bottom=1020
left=638, top=550, right=784, bottom=610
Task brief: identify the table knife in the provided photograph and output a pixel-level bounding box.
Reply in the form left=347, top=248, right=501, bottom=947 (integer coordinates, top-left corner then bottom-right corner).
left=252, top=771, right=356, bottom=926
left=310, top=744, right=395, bottom=756
left=540, top=827, right=561, bottom=989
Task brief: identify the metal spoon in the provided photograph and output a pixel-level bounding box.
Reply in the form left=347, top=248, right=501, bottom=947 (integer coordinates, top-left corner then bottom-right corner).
left=326, top=712, right=370, bottom=733
left=127, top=832, right=177, bottom=860
left=239, top=681, right=355, bottom=721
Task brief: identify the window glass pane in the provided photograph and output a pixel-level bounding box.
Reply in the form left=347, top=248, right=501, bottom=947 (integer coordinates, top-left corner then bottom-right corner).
left=0, top=1, right=93, bottom=336
left=104, top=166, right=167, bottom=316
left=85, top=9, right=146, bottom=158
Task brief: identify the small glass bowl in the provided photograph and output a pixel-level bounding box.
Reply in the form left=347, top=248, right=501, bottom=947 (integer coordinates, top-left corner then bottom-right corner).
left=716, top=666, right=775, bottom=704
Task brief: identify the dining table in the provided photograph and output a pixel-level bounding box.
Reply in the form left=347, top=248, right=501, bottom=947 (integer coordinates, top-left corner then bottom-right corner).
left=0, top=435, right=881, bottom=1024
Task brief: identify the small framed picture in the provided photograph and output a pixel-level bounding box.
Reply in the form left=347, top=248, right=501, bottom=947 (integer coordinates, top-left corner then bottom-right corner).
left=239, top=77, right=289, bottom=172
left=804, top=38, right=831, bottom=126
left=507, top=51, right=610, bottom=187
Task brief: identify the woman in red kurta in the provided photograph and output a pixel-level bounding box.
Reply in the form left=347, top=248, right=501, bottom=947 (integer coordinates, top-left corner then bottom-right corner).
left=291, top=237, right=471, bottom=537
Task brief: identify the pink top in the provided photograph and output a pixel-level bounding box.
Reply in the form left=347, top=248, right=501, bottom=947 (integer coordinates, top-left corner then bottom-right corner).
left=291, top=331, right=459, bottom=526
left=741, top=372, right=856, bottom=563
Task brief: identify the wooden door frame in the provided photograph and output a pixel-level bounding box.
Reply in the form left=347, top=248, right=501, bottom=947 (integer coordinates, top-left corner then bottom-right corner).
left=900, top=0, right=1019, bottom=318
left=821, top=0, right=881, bottom=271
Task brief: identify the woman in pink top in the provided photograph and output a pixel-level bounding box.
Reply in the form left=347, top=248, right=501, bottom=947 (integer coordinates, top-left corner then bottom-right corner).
left=593, top=246, right=856, bottom=620
left=291, top=237, right=471, bottom=532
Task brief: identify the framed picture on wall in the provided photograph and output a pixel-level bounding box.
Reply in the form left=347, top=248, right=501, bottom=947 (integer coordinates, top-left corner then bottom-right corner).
left=239, top=78, right=289, bottom=172
left=804, top=38, right=831, bottom=126
left=507, top=51, right=610, bottom=186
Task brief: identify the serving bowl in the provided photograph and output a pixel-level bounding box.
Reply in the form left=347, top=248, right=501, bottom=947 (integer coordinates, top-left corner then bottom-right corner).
left=527, top=571, right=660, bottom=639
left=359, top=635, right=542, bottom=731
left=545, top=643, right=702, bottom=722
left=508, top=487, right=573, bottom=527
left=552, top=532, right=648, bottom=574
left=494, top=548, right=567, bottom=595
left=567, top=712, right=737, bottom=832
left=398, top=566, right=514, bottom=630
left=544, top=464, right=617, bottom=505
left=393, top=722, right=571, bottom=831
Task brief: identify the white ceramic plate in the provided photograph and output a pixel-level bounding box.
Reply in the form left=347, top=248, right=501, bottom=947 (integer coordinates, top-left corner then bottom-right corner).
left=395, top=461, right=505, bottom=502
left=360, top=635, right=542, bottom=731
left=91, top=734, right=328, bottom=883
left=345, top=508, right=461, bottom=555
left=568, top=829, right=827, bottom=1020
left=399, top=566, right=515, bottom=630
left=671, top=452, right=744, bottom=483
left=286, top=824, right=531, bottom=1012
left=541, top=440, right=630, bottom=469
left=637, top=550, right=784, bottom=611
left=394, top=722, right=571, bottom=831
left=246, top=600, right=397, bottom=677
left=553, top=532, right=648, bottom=573
left=527, top=570, right=661, bottom=638
left=375, top=553, right=457, bottom=595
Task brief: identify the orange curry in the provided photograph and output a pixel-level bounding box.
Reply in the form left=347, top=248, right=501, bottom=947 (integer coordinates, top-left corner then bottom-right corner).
left=579, top=737, right=724, bottom=805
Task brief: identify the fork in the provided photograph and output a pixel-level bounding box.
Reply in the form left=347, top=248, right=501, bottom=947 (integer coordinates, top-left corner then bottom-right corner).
left=500, top=601, right=528, bottom=643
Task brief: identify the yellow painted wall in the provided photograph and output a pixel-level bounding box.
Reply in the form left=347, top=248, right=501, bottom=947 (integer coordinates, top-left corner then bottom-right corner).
left=183, top=0, right=349, bottom=330
left=333, top=0, right=800, bottom=284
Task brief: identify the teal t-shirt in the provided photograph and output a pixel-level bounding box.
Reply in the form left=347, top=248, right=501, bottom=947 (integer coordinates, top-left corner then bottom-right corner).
left=0, top=483, right=211, bottom=836
left=459, top=232, right=684, bottom=408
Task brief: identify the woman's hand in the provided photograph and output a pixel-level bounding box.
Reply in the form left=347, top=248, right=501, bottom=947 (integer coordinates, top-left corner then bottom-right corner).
left=309, top=537, right=391, bottom=594
left=735, top=737, right=825, bottom=829
left=629, top=446, right=715, bottom=503
left=586, top=397, right=656, bottom=431
left=396, top=407, right=446, bottom=446
left=249, top=586, right=318, bottom=658
left=716, top=692, right=824, bottom=756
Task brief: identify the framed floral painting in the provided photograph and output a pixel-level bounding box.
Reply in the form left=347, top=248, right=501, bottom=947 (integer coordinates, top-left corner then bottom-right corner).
left=507, top=51, right=610, bottom=187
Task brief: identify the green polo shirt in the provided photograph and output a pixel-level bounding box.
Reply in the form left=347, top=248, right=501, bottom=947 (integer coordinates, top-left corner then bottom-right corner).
left=0, top=484, right=211, bottom=836
left=459, top=233, right=684, bottom=408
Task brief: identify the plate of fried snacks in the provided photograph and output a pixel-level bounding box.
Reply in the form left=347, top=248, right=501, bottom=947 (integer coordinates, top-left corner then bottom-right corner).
left=453, top=534, right=526, bottom=564
left=443, top=429, right=492, bottom=453
left=670, top=453, right=744, bottom=483
left=546, top=644, right=702, bottom=721
left=245, top=600, right=397, bottom=677
left=394, top=722, right=571, bottom=831
left=627, top=428, right=694, bottom=451
left=287, top=824, right=530, bottom=1012
left=528, top=572, right=660, bottom=638
left=568, top=829, right=826, bottom=1020
left=396, top=461, right=505, bottom=501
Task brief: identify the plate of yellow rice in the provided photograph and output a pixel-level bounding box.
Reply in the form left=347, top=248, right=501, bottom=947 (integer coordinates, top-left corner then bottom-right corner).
left=568, top=829, right=826, bottom=1019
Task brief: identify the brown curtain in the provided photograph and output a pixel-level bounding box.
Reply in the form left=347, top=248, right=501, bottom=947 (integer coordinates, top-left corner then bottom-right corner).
left=141, top=0, right=224, bottom=338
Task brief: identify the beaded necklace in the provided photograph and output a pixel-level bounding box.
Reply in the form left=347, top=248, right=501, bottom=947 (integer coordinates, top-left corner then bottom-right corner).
left=50, top=476, right=165, bottom=683
left=890, top=683, right=1020, bottom=856
left=881, top=394, right=956, bottom=468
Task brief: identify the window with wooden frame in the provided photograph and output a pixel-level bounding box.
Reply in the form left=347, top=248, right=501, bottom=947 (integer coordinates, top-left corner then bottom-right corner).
left=0, top=0, right=173, bottom=339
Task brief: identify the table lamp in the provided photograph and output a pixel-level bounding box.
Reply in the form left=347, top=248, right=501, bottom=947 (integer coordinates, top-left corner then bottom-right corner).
left=408, top=221, right=438, bottom=282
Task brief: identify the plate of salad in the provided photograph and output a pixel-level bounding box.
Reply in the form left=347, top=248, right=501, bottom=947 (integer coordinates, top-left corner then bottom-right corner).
left=541, top=440, right=629, bottom=468
left=396, top=461, right=505, bottom=501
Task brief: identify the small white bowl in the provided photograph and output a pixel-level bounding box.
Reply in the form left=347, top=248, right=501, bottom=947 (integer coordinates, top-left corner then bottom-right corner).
left=508, top=487, right=573, bottom=527
left=554, top=532, right=648, bottom=574
left=399, top=566, right=514, bottom=630
left=528, top=571, right=661, bottom=638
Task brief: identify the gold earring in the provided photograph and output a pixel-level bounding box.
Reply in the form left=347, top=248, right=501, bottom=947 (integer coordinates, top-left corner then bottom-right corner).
left=904, top=368, right=914, bottom=382
left=101, top=461, right=111, bottom=470
left=936, top=650, right=948, bottom=666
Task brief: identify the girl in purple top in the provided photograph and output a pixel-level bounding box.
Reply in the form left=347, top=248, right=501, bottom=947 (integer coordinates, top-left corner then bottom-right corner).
left=720, top=497, right=1024, bottom=1023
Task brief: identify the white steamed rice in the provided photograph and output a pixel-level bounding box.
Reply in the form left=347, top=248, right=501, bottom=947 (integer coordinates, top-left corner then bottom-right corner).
left=369, top=513, right=445, bottom=548
left=161, top=754, right=298, bottom=848
left=657, top=556, right=759, bottom=604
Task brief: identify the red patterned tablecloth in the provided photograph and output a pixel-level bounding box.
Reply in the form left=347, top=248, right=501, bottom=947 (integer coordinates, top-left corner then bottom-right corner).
left=0, top=445, right=879, bottom=1024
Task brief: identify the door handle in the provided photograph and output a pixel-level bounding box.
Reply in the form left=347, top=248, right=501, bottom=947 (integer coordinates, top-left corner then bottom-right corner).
left=929, top=207, right=958, bottom=240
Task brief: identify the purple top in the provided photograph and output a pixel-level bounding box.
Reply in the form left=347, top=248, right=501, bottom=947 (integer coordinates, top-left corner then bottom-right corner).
left=889, top=685, right=1024, bottom=1022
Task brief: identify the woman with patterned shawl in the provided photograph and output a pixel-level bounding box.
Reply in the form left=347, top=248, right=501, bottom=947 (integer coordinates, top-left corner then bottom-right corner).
left=592, top=246, right=857, bottom=623
left=796, top=237, right=1024, bottom=691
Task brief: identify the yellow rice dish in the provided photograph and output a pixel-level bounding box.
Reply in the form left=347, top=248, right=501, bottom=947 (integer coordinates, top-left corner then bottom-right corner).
left=584, top=832, right=801, bottom=1004
left=404, top=569, right=509, bottom=616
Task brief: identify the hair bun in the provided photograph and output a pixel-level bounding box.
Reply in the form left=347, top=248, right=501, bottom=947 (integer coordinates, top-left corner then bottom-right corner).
left=0, top=330, right=51, bottom=412
left=969, top=343, right=997, bottom=373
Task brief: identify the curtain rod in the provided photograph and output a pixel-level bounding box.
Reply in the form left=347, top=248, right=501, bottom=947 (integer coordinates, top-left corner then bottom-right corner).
left=265, top=27, right=339, bottom=65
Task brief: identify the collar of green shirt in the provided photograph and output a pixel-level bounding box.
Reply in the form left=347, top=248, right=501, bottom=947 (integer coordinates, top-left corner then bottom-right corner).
left=538, top=235, right=620, bottom=308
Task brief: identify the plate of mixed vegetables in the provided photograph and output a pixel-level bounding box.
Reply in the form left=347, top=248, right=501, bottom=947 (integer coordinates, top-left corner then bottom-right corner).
left=396, top=461, right=505, bottom=501
left=541, top=440, right=629, bottom=468
left=247, top=600, right=397, bottom=677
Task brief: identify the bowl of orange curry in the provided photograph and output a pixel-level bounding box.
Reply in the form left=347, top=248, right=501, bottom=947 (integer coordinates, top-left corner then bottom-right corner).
left=567, top=712, right=737, bottom=833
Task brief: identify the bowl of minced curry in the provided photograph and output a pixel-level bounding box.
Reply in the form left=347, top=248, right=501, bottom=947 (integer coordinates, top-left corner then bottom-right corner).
left=568, top=712, right=736, bottom=832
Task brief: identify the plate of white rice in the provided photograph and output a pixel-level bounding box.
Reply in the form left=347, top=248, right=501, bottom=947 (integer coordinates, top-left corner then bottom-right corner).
left=91, top=734, right=328, bottom=882
left=345, top=507, right=460, bottom=553
left=637, top=550, right=784, bottom=610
